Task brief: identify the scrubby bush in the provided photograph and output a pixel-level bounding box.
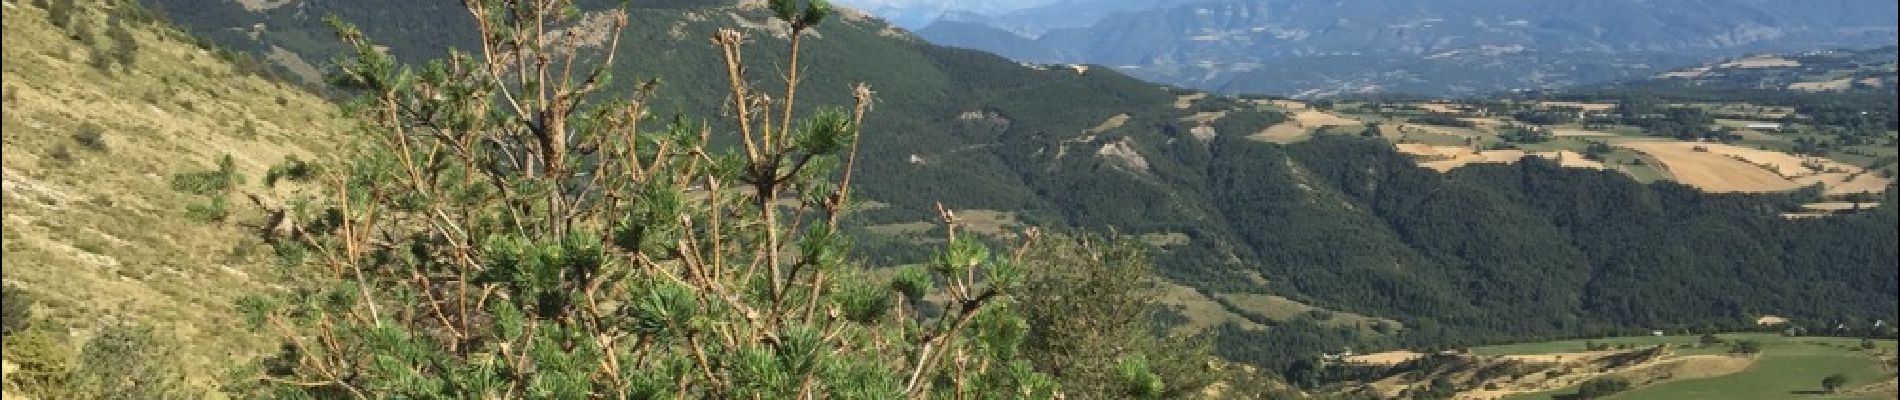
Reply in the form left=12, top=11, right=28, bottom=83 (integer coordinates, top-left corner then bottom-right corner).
left=1, top=285, right=33, bottom=337
left=1575, top=376, right=1632, bottom=398
left=71, top=122, right=107, bottom=151
left=169, top=154, right=242, bottom=195
left=67, top=322, right=195, bottom=399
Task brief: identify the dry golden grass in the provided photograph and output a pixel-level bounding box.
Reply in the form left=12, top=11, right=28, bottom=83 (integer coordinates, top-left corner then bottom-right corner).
left=1213, top=293, right=1403, bottom=334
left=1252, top=121, right=1310, bottom=143
left=3, top=3, right=343, bottom=392
left=1152, top=281, right=1267, bottom=335
left=1344, top=351, right=1426, bottom=366
left=1179, top=110, right=1228, bottom=125
left=1264, top=99, right=1308, bottom=110
left=1084, top=113, right=1131, bottom=135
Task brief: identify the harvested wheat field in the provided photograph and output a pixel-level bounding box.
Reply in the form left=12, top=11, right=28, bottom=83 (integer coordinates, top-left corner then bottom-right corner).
left=1633, top=141, right=1892, bottom=195
left=1460, top=117, right=1505, bottom=126
left=1397, top=144, right=1605, bottom=172
left=1418, top=102, right=1466, bottom=114
left=1720, top=55, right=1801, bottom=68
left=1614, top=141, right=1806, bottom=192
left=1551, top=128, right=1617, bottom=137
left=1294, top=110, right=1361, bottom=127
left=1789, top=78, right=1853, bottom=91
left=1344, top=351, right=1426, bottom=366
left=1537, top=101, right=1617, bottom=112
left=1251, top=110, right=1361, bottom=143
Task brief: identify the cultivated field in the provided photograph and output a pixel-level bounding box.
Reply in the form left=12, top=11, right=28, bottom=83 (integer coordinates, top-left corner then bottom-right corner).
left=1790, top=78, right=1855, bottom=91
left=1537, top=101, right=1618, bottom=112
left=1175, top=92, right=1207, bottom=109
left=1614, top=141, right=1892, bottom=195
left=1496, top=334, right=1899, bottom=400
left=1253, top=110, right=1363, bottom=143
left=1721, top=55, right=1803, bottom=68
left=1659, top=67, right=1712, bottom=79
left=1613, top=141, right=1808, bottom=192
left=1550, top=128, right=1619, bottom=137
left=1396, top=144, right=1606, bottom=172
left=1214, top=293, right=1403, bottom=334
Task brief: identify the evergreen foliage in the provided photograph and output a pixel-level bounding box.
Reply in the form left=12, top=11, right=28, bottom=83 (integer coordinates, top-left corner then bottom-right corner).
left=1014, top=233, right=1215, bottom=398
left=229, top=1, right=1155, bottom=397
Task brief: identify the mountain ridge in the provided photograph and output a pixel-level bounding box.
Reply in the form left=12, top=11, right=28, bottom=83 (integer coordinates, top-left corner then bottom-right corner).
left=916, top=0, right=1900, bottom=97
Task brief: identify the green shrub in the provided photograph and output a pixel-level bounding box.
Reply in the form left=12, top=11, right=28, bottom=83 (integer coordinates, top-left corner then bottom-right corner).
left=68, top=322, right=195, bottom=399
left=170, top=154, right=243, bottom=196
left=72, top=122, right=107, bottom=151
left=1, top=285, right=33, bottom=337
left=263, top=156, right=319, bottom=187
left=2, top=328, right=74, bottom=397
left=44, top=0, right=76, bottom=30
left=1575, top=376, right=1633, bottom=398
left=184, top=196, right=230, bottom=222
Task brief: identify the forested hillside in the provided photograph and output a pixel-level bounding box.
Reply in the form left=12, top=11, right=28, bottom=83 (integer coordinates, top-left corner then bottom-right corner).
left=64, top=0, right=1900, bottom=381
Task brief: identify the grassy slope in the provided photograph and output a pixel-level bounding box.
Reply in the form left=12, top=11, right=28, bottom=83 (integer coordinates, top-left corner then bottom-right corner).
left=2, top=0, right=341, bottom=392
left=1490, top=334, right=1899, bottom=400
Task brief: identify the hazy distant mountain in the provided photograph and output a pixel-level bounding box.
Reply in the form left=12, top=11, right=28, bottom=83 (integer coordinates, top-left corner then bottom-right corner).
left=830, top=0, right=1066, bottom=29
left=918, top=0, right=1900, bottom=97
left=931, top=0, right=1208, bottom=37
